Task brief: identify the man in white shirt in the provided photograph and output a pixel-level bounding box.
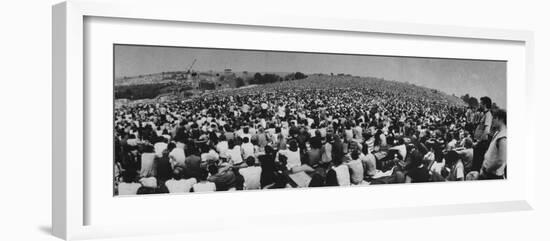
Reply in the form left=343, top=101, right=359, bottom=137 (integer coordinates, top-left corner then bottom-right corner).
left=192, top=170, right=217, bottom=192
left=241, top=137, right=255, bottom=159
left=238, top=157, right=262, bottom=190
left=347, top=151, right=365, bottom=185
left=165, top=170, right=197, bottom=193
left=117, top=172, right=141, bottom=196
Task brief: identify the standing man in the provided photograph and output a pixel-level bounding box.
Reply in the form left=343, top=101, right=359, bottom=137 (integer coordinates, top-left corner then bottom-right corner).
left=472, top=96, right=493, bottom=172
left=480, top=109, right=507, bottom=180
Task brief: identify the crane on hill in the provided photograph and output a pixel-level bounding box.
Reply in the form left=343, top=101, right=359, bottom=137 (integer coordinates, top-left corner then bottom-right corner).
left=186, top=59, right=197, bottom=74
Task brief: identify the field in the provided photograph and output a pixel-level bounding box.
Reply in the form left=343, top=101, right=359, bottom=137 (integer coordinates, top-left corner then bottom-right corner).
left=203, top=74, right=465, bottom=106
left=115, top=73, right=465, bottom=107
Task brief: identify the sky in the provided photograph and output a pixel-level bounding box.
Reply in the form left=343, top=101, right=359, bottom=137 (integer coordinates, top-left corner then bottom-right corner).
left=114, top=44, right=507, bottom=107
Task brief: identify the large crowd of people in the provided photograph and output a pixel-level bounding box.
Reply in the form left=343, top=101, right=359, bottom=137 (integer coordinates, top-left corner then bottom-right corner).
left=113, top=76, right=507, bottom=195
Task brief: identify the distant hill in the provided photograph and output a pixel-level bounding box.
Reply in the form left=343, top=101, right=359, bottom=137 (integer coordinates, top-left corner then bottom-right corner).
left=115, top=71, right=272, bottom=86
left=205, top=74, right=465, bottom=107
left=115, top=72, right=464, bottom=107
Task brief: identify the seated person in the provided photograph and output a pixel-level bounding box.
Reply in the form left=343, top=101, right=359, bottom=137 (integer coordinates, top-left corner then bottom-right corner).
left=164, top=169, right=197, bottom=193
left=239, top=157, right=262, bottom=190
left=346, top=150, right=365, bottom=185
left=445, top=150, right=464, bottom=181
left=456, top=137, right=474, bottom=174
left=405, top=150, right=431, bottom=183
left=331, top=157, right=351, bottom=186
left=361, top=145, right=378, bottom=177
left=277, top=140, right=314, bottom=173
left=117, top=171, right=142, bottom=196
left=192, top=170, right=217, bottom=192
left=207, top=163, right=237, bottom=191
left=136, top=175, right=167, bottom=194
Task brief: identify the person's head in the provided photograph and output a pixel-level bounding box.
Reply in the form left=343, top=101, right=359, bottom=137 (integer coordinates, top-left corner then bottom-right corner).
left=136, top=186, right=156, bottom=195
left=198, top=169, right=209, bottom=181
left=480, top=97, right=492, bottom=111
left=288, top=140, right=298, bottom=152
left=459, top=136, right=471, bottom=148
left=492, top=109, right=507, bottom=128
left=272, top=172, right=288, bottom=188
left=310, top=137, right=322, bottom=149
left=333, top=156, right=343, bottom=166
left=350, top=150, right=360, bottom=161
left=243, top=137, right=250, bottom=144
left=228, top=139, right=235, bottom=149
left=173, top=168, right=182, bottom=181
left=121, top=170, right=136, bottom=183
left=409, top=150, right=424, bottom=167
left=207, top=164, right=219, bottom=175
left=278, top=154, right=288, bottom=166
left=361, top=142, right=369, bottom=155
left=245, top=156, right=256, bottom=167
left=167, top=142, right=176, bottom=152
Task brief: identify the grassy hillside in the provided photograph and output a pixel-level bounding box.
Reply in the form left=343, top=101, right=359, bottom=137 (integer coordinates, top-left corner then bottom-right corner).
left=204, top=74, right=465, bottom=107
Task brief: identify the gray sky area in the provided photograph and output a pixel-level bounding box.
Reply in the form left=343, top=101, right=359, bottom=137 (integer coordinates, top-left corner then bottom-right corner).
left=114, top=45, right=507, bottom=107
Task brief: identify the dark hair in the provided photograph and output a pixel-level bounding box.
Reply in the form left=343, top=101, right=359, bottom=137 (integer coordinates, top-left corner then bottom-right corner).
left=167, top=142, right=176, bottom=152
left=288, top=140, right=298, bottom=152
left=310, top=137, right=322, bottom=149
left=361, top=141, right=370, bottom=155
left=333, top=156, right=343, bottom=166
left=463, top=138, right=473, bottom=149
left=173, top=168, right=182, bottom=180
left=198, top=169, right=209, bottom=181
left=493, top=109, right=507, bottom=125
left=351, top=150, right=360, bottom=160
left=122, top=170, right=136, bottom=183
left=228, top=139, right=235, bottom=149
left=409, top=150, right=424, bottom=167
left=245, top=156, right=256, bottom=166
left=208, top=164, right=219, bottom=175
left=136, top=187, right=156, bottom=195
left=270, top=172, right=288, bottom=189
left=278, top=154, right=288, bottom=166
left=480, top=96, right=492, bottom=109
left=243, top=137, right=250, bottom=143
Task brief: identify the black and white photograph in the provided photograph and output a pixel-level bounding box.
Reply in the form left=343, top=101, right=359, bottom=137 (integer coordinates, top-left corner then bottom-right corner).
left=113, top=44, right=507, bottom=196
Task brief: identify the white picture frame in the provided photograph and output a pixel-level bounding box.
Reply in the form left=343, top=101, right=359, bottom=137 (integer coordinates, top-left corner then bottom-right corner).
left=52, top=0, right=535, bottom=240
